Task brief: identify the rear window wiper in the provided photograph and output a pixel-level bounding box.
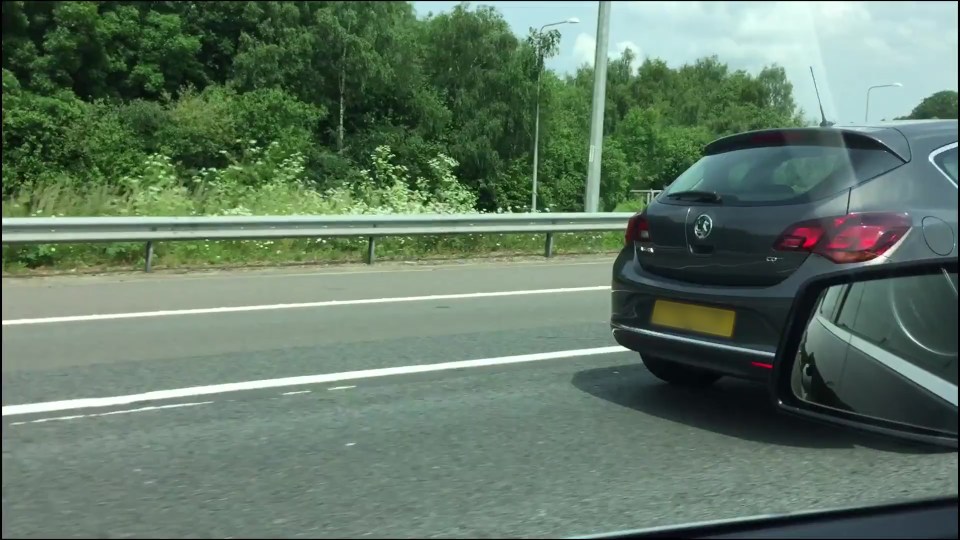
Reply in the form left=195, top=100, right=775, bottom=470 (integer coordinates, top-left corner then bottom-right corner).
left=664, top=190, right=723, bottom=203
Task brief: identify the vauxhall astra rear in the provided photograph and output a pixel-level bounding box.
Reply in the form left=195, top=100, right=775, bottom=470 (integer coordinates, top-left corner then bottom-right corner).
left=611, top=120, right=959, bottom=386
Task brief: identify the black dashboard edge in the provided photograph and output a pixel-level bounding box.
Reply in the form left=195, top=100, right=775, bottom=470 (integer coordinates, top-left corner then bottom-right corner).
left=570, top=495, right=958, bottom=539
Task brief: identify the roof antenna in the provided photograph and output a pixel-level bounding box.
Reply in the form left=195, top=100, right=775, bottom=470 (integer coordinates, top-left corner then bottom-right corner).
left=809, top=66, right=834, bottom=128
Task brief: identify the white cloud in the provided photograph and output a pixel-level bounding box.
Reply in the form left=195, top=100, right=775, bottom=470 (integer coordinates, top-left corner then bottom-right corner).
left=814, top=1, right=872, bottom=33
left=571, top=34, right=643, bottom=68
left=614, top=1, right=884, bottom=71
left=573, top=33, right=596, bottom=66
left=623, top=1, right=711, bottom=20
left=603, top=1, right=956, bottom=121
left=616, top=40, right=642, bottom=59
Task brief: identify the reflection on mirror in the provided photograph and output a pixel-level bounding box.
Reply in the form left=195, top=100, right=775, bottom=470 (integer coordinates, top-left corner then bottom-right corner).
left=791, top=268, right=958, bottom=435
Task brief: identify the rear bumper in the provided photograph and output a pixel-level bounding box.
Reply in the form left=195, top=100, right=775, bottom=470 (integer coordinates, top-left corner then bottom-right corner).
left=610, top=249, right=805, bottom=381
left=611, top=323, right=776, bottom=381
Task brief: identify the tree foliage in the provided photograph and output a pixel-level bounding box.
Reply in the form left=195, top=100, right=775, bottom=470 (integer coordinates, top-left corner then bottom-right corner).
left=900, top=90, right=959, bottom=120
left=4, top=0, right=820, bottom=212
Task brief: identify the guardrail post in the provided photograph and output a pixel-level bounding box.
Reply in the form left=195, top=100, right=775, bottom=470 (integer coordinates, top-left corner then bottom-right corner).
left=544, top=232, right=554, bottom=258
left=144, top=241, right=154, bottom=273
left=366, top=236, right=376, bottom=265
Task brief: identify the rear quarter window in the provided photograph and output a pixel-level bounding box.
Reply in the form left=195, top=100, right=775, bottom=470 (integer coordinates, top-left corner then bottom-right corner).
left=818, top=283, right=846, bottom=320
left=931, top=146, right=958, bottom=185
left=663, top=142, right=905, bottom=206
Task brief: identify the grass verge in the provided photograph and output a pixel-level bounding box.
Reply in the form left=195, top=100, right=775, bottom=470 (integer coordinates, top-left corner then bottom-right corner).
left=1, top=231, right=625, bottom=275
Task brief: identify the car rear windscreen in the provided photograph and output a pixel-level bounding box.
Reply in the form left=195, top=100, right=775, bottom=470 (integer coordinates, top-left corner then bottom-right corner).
left=662, top=136, right=906, bottom=206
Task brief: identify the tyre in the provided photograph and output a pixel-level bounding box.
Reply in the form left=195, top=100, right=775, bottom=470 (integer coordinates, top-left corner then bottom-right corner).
left=640, top=354, right=722, bottom=387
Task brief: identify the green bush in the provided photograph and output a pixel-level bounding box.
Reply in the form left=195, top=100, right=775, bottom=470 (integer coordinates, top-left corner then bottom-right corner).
left=2, top=76, right=87, bottom=193
left=3, top=143, right=534, bottom=272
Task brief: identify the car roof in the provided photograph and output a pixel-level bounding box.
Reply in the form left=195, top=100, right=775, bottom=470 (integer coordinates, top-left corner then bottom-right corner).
left=838, top=119, right=957, bottom=157
left=847, top=118, right=957, bottom=135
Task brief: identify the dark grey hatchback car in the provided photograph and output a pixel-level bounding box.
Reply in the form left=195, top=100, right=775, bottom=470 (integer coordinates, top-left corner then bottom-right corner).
left=611, top=119, right=958, bottom=386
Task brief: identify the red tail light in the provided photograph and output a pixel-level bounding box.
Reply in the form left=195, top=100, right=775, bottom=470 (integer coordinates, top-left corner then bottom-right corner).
left=625, top=212, right=651, bottom=246
left=774, top=212, right=911, bottom=264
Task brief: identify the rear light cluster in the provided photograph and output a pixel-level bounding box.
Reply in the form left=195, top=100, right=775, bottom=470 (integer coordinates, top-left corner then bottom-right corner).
left=773, top=212, right=911, bottom=264
left=625, top=212, right=651, bottom=246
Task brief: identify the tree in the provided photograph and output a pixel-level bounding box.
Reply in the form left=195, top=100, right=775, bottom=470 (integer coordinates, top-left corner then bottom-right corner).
left=419, top=4, right=536, bottom=209
left=902, top=90, right=959, bottom=120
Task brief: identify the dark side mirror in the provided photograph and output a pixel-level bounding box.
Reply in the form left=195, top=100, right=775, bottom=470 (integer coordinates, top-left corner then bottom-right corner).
left=771, top=257, right=958, bottom=449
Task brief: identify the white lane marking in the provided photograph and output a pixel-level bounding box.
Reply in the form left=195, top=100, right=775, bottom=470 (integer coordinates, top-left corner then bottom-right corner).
left=1, top=258, right=612, bottom=286
left=7, top=401, right=213, bottom=426
left=281, top=390, right=312, bottom=396
left=1, top=285, right=609, bottom=326
left=10, top=415, right=85, bottom=425
left=328, top=385, right=356, bottom=391
left=2, top=346, right=628, bottom=417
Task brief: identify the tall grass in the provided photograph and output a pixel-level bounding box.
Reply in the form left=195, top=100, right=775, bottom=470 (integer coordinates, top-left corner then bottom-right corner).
left=2, top=144, right=627, bottom=273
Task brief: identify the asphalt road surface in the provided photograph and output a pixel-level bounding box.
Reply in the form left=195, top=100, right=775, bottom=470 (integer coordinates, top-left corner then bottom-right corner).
left=2, top=258, right=957, bottom=538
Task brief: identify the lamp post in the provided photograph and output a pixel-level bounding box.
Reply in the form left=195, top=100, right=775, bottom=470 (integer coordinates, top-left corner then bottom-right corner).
left=531, top=17, right=579, bottom=212
left=584, top=1, right=611, bottom=213
left=865, top=82, right=903, bottom=122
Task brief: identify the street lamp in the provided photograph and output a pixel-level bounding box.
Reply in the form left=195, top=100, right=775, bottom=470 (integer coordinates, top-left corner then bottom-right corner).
left=531, top=17, right=579, bottom=212
left=865, top=82, right=903, bottom=122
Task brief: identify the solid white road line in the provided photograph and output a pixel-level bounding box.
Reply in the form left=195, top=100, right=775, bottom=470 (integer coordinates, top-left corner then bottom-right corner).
left=8, top=401, right=214, bottom=426
left=1, top=345, right=629, bottom=417
left=5, top=258, right=611, bottom=286
left=1, top=285, right=610, bottom=326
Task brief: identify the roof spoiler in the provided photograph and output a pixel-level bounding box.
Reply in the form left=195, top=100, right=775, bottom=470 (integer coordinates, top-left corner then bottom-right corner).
left=704, top=128, right=912, bottom=162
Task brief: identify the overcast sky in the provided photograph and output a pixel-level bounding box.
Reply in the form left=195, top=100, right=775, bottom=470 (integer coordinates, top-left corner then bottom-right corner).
left=412, top=1, right=959, bottom=124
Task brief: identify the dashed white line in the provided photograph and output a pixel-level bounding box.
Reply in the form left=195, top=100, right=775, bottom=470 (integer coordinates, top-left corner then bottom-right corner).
left=1, top=285, right=610, bottom=326
left=2, top=346, right=628, bottom=417
left=281, top=390, right=312, bottom=396
left=8, top=401, right=214, bottom=426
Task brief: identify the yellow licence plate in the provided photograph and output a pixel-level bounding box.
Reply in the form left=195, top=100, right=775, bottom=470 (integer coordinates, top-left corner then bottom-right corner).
left=651, top=300, right=736, bottom=339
